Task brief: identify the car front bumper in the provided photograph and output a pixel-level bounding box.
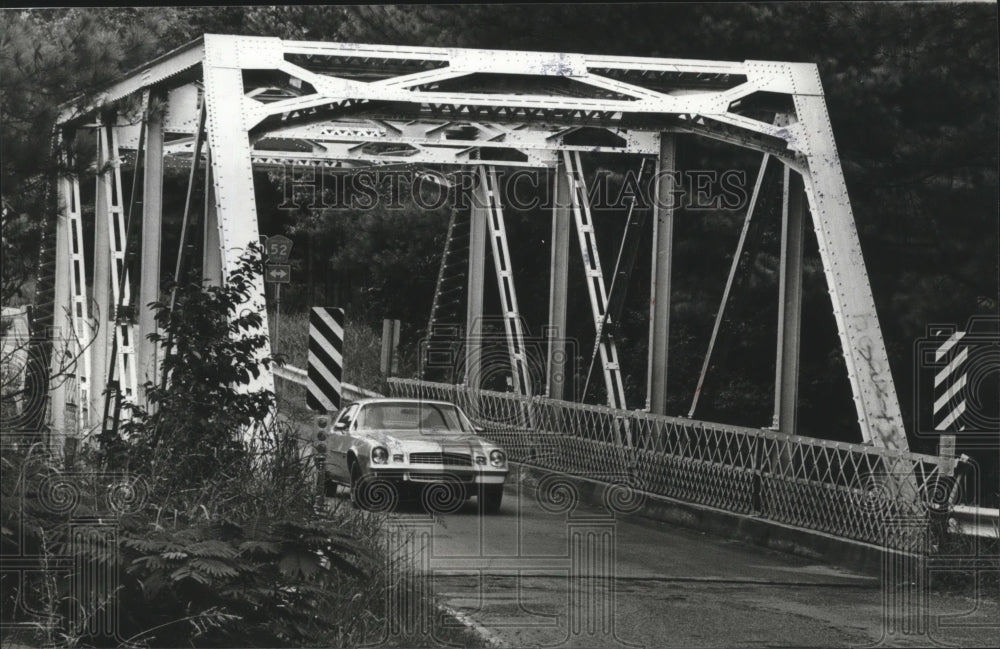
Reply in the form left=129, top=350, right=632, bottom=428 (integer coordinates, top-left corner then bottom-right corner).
left=366, top=466, right=508, bottom=486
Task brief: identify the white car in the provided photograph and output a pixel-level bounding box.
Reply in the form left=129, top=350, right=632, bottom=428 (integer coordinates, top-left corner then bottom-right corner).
left=324, top=398, right=509, bottom=513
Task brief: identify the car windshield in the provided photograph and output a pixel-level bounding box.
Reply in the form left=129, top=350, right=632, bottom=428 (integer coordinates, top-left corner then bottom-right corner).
left=357, top=402, right=472, bottom=433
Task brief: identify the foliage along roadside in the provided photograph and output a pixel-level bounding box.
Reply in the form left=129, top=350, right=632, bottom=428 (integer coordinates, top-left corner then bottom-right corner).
left=0, top=246, right=471, bottom=647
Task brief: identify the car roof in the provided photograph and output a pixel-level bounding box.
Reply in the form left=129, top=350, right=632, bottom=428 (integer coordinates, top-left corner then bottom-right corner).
left=350, top=397, right=458, bottom=408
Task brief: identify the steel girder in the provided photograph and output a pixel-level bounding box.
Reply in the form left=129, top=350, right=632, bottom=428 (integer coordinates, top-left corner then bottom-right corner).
left=479, top=165, right=533, bottom=397
left=201, top=38, right=274, bottom=396
left=562, top=150, right=627, bottom=410
left=59, top=167, right=92, bottom=431
left=96, top=121, right=139, bottom=410
left=53, top=34, right=907, bottom=449
left=120, top=116, right=659, bottom=168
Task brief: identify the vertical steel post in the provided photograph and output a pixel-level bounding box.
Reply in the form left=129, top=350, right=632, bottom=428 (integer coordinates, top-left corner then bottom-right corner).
left=139, top=97, right=164, bottom=391
left=51, top=168, right=72, bottom=442
left=562, top=150, right=627, bottom=409
left=202, top=152, right=223, bottom=287
left=793, top=85, right=908, bottom=450
left=547, top=162, right=571, bottom=400
left=646, top=134, right=676, bottom=414
left=92, top=125, right=112, bottom=421
left=480, top=165, right=532, bottom=397
left=202, top=37, right=273, bottom=397
left=65, top=170, right=92, bottom=431
left=773, top=166, right=805, bottom=433
left=465, top=179, right=487, bottom=390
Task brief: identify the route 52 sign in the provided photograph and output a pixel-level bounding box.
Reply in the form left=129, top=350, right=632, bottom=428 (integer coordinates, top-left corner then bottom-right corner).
left=266, top=235, right=293, bottom=263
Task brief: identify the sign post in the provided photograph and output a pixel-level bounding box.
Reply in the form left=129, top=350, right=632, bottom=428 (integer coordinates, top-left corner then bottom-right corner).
left=264, top=235, right=293, bottom=350
left=380, top=319, right=401, bottom=377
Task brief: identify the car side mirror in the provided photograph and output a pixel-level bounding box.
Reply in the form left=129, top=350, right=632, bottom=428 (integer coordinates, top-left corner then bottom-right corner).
left=334, top=420, right=349, bottom=432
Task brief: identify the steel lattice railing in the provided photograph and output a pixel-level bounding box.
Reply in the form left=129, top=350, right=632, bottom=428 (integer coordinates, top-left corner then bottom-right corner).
left=389, top=378, right=954, bottom=552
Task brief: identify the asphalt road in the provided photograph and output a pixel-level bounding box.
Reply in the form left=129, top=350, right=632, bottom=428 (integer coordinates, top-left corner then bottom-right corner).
left=338, top=481, right=999, bottom=649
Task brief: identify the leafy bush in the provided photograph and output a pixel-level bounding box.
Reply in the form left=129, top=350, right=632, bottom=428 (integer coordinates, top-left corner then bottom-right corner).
left=109, top=246, right=276, bottom=501
left=1, top=245, right=396, bottom=647
left=115, top=517, right=377, bottom=647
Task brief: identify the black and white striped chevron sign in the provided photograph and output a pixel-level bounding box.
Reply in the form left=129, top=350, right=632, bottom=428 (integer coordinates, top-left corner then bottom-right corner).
left=933, top=329, right=967, bottom=432
left=307, top=307, right=344, bottom=412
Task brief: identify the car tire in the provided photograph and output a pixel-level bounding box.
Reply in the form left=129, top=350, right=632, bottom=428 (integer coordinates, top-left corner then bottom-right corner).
left=324, top=474, right=339, bottom=497
left=482, top=485, right=503, bottom=514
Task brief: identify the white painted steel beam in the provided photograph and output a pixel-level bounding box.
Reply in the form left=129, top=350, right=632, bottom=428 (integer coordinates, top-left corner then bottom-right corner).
left=139, top=95, right=164, bottom=392
left=51, top=35, right=910, bottom=451
left=97, top=123, right=138, bottom=405
left=59, top=40, right=205, bottom=125
left=793, top=91, right=907, bottom=449
left=465, top=180, right=488, bottom=391
left=773, top=165, right=805, bottom=434
left=202, top=150, right=223, bottom=288
left=62, top=169, right=93, bottom=433
left=546, top=165, right=571, bottom=401
left=52, top=169, right=73, bottom=439
left=91, top=125, right=112, bottom=423
left=690, top=154, right=770, bottom=419
left=562, top=150, right=626, bottom=410
left=479, top=165, right=532, bottom=397
left=281, top=40, right=745, bottom=76
left=248, top=147, right=556, bottom=168
left=263, top=119, right=660, bottom=154
left=202, top=37, right=274, bottom=397
left=647, top=135, right=676, bottom=415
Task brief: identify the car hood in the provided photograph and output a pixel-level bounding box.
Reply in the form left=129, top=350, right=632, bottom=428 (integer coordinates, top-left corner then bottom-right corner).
left=361, top=429, right=495, bottom=451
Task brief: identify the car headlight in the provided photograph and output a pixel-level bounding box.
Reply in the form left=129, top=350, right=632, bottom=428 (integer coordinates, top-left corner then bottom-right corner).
left=372, top=446, right=389, bottom=464
left=489, top=450, right=506, bottom=467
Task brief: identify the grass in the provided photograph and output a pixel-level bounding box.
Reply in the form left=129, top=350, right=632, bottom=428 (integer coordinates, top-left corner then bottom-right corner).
left=315, top=498, right=490, bottom=648
left=268, top=309, right=383, bottom=387
left=929, top=515, right=1000, bottom=599
left=269, top=309, right=387, bottom=419
left=265, top=315, right=489, bottom=647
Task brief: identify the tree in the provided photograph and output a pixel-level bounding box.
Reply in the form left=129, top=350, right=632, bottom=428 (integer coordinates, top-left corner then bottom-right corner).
left=115, top=245, right=276, bottom=496
left=1, top=8, right=193, bottom=308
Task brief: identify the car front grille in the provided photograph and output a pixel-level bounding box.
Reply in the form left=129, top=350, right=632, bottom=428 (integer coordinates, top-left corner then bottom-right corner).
left=409, top=452, right=472, bottom=466
left=408, top=472, right=474, bottom=483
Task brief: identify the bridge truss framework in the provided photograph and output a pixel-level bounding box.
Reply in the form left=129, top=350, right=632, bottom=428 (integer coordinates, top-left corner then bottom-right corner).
left=50, top=34, right=909, bottom=452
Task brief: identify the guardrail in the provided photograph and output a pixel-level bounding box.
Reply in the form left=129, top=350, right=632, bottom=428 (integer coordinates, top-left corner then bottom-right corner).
left=273, top=364, right=381, bottom=402
left=389, top=378, right=961, bottom=553
left=950, top=505, right=1000, bottom=539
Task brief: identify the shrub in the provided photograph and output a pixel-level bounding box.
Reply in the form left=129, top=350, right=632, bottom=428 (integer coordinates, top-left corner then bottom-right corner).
left=3, top=245, right=483, bottom=648
left=0, top=245, right=389, bottom=647
left=110, top=246, right=277, bottom=502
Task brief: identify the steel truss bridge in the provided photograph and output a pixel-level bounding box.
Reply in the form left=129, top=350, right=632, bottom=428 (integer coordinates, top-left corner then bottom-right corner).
left=40, top=35, right=957, bottom=552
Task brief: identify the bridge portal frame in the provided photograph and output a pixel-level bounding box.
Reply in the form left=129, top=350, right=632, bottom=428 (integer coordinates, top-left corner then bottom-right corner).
left=51, top=34, right=907, bottom=451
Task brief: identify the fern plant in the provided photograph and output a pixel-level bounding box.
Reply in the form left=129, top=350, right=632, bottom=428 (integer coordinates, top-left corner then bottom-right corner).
left=114, top=517, right=376, bottom=647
